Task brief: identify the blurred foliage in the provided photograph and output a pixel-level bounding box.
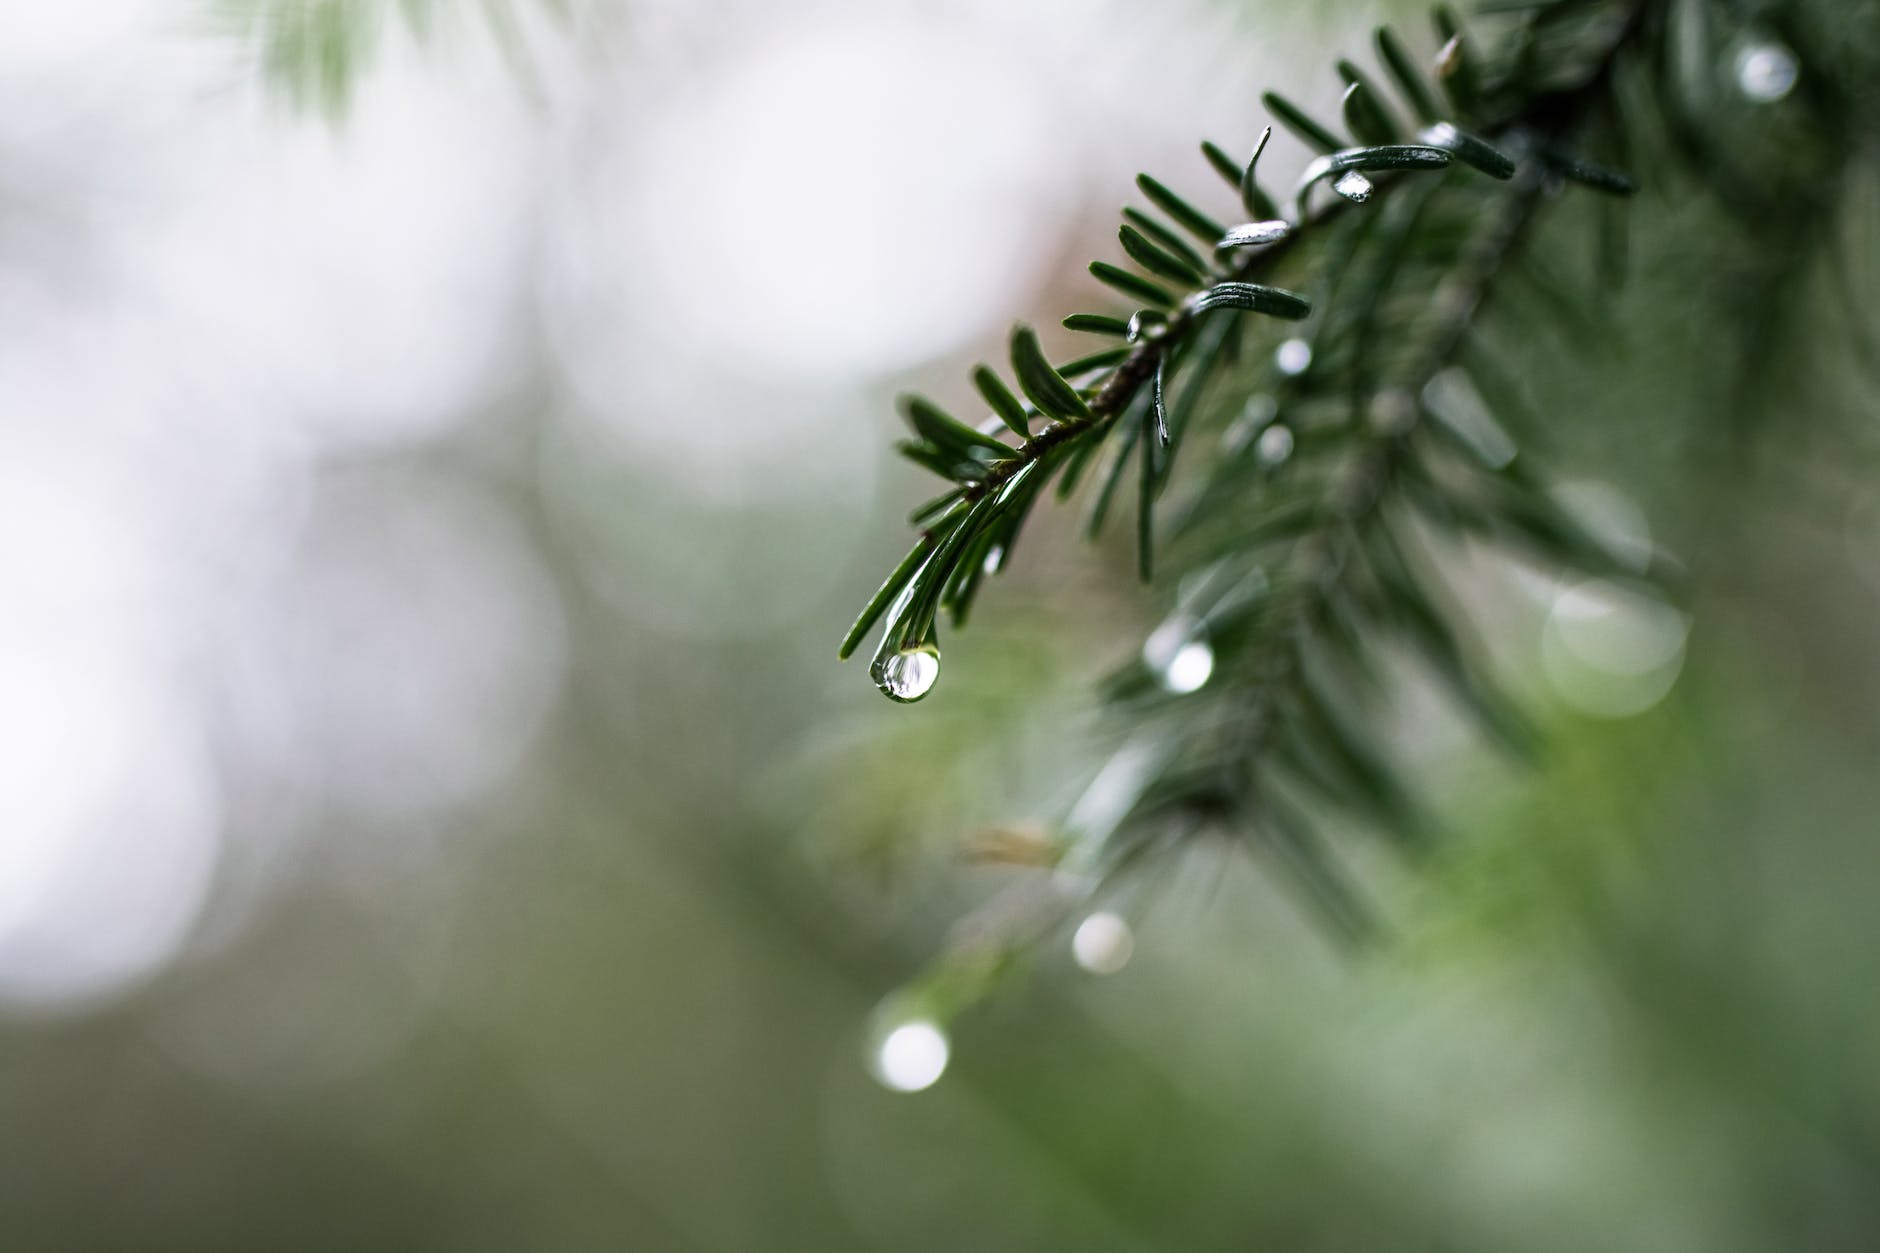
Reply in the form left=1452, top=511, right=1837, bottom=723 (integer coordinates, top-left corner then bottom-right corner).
left=210, top=0, right=565, bottom=115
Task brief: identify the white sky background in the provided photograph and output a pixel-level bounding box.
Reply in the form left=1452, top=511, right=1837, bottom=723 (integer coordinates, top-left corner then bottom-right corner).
left=0, top=0, right=1320, bottom=1019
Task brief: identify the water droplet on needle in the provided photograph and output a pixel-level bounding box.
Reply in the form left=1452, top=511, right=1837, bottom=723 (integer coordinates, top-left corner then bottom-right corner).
left=1256, top=424, right=1295, bottom=466
left=1735, top=41, right=1798, bottom=102
left=1143, top=615, right=1214, bottom=694
left=870, top=1019, right=949, bottom=1092
left=1072, top=912, right=1135, bottom=974
left=1275, top=338, right=1312, bottom=377
left=1332, top=169, right=1374, bottom=202
left=874, top=645, right=940, bottom=702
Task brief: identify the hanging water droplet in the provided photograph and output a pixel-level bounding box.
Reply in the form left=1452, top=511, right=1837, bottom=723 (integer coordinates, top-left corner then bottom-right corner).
left=1071, top=911, right=1135, bottom=975
left=1332, top=169, right=1374, bottom=202
left=1127, top=309, right=1169, bottom=343
left=870, top=1018, right=950, bottom=1092
left=874, top=645, right=940, bottom=703
left=1257, top=423, right=1295, bottom=466
left=982, top=546, right=1005, bottom=576
left=1734, top=41, right=1798, bottom=102
left=1274, top=338, right=1312, bottom=377
left=1164, top=642, right=1214, bottom=693
left=1142, top=615, right=1214, bottom=694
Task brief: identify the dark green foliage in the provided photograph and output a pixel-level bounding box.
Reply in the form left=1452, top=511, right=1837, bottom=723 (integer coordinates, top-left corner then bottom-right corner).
left=1376, top=25, right=1445, bottom=123
left=1189, top=282, right=1312, bottom=320
left=839, top=534, right=935, bottom=660
left=973, top=365, right=1033, bottom=438
left=1545, top=152, right=1639, bottom=194
left=1262, top=90, right=1347, bottom=152
left=1136, top=173, right=1229, bottom=244
left=1123, top=208, right=1212, bottom=276
left=1058, top=346, right=1134, bottom=378
left=899, top=393, right=1014, bottom=460
left=1063, top=312, right=1131, bottom=337
left=1090, top=260, right=1178, bottom=308
left=1201, top=139, right=1246, bottom=189
left=1121, top=224, right=1210, bottom=286
left=1339, top=61, right=1404, bottom=143
left=843, top=0, right=1864, bottom=985
left=1419, top=121, right=1519, bottom=178
left=1433, top=7, right=1482, bottom=112
left=1010, top=325, right=1092, bottom=420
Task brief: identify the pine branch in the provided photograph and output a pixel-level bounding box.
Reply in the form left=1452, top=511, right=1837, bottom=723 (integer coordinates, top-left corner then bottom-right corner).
left=844, top=0, right=1678, bottom=945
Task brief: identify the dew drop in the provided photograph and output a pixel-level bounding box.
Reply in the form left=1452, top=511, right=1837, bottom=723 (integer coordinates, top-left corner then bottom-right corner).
left=1734, top=41, right=1798, bottom=102
left=1275, top=338, right=1312, bottom=377
left=1165, top=643, right=1214, bottom=693
left=1332, top=169, right=1374, bottom=202
left=874, top=645, right=940, bottom=703
left=870, top=1019, right=950, bottom=1092
left=1257, top=423, right=1295, bottom=466
left=982, top=546, right=1004, bottom=576
left=1143, top=615, right=1214, bottom=694
left=1072, top=911, right=1135, bottom=975
left=1127, top=309, right=1169, bottom=343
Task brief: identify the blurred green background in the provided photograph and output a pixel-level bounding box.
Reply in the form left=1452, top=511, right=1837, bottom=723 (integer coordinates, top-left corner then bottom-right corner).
left=2, top=0, right=1878, bottom=1248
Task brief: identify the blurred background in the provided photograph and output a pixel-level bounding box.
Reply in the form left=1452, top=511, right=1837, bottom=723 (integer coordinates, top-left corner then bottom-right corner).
left=3, top=0, right=1879, bottom=1248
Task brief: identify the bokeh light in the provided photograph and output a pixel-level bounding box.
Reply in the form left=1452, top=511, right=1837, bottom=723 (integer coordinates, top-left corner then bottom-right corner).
left=870, top=1018, right=951, bottom=1093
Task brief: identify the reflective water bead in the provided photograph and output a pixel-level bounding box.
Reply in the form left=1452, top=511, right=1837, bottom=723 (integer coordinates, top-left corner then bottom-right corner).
left=1257, top=423, right=1295, bottom=466
left=874, top=645, right=940, bottom=702
left=1127, top=309, right=1169, bottom=343
left=1275, top=338, right=1312, bottom=377
left=870, top=1019, right=950, bottom=1092
left=1332, top=169, right=1374, bottom=202
left=1164, top=642, right=1214, bottom=693
left=1143, top=615, right=1214, bottom=694
left=1071, top=912, right=1135, bottom=975
left=1735, top=41, right=1798, bottom=102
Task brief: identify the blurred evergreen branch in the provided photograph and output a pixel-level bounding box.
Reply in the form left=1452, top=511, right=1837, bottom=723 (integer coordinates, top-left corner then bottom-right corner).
left=211, top=0, right=561, bottom=115
left=844, top=0, right=1873, bottom=967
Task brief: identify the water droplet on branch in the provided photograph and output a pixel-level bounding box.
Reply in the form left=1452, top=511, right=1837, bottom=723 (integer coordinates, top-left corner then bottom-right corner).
left=1127, top=310, right=1169, bottom=343
left=870, top=1019, right=950, bottom=1092
left=1257, top=424, right=1295, bottom=465
left=874, top=645, right=941, bottom=702
left=1332, top=169, right=1374, bottom=202
left=1275, top=338, right=1313, bottom=377
left=1071, top=912, right=1135, bottom=974
left=1734, top=41, right=1798, bottom=102
left=1143, top=615, right=1215, bottom=694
